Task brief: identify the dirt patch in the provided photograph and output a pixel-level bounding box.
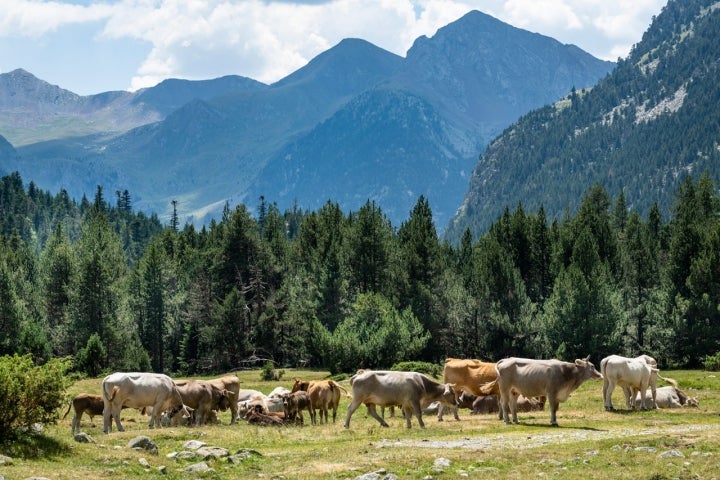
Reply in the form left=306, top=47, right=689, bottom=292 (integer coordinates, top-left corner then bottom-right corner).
left=374, top=424, right=719, bottom=450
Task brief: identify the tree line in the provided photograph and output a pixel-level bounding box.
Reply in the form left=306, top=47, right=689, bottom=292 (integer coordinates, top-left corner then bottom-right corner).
left=1, top=171, right=718, bottom=375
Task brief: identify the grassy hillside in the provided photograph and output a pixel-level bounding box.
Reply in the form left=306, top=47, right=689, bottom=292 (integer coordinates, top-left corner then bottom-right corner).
left=3, top=369, right=719, bottom=479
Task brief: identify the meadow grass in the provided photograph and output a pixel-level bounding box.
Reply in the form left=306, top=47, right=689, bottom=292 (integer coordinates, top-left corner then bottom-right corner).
left=2, top=369, right=718, bottom=479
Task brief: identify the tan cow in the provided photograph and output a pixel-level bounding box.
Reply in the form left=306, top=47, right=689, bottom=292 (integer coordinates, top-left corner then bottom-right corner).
left=344, top=370, right=457, bottom=429
left=173, top=380, right=231, bottom=426
left=441, top=358, right=498, bottom=420
left=292, top=379, right=349, bottom=424
left=205, top=375, right=241, bottom=424
left=481, top=357, right=603, bottom=426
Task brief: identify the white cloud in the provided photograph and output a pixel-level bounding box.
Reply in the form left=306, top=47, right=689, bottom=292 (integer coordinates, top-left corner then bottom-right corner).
left=0, top=0, right=112, bottom=37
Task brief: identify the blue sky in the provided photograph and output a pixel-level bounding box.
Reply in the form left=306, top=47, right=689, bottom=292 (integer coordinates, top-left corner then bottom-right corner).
left=0, top=0, right=667, bottom=96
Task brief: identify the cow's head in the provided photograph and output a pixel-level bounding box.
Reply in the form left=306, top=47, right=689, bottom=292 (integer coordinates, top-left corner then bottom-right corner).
left=441, top=383, right=458, bottom=407
left=575, top=357, right=603, bottom=380
left=212, top=387, right=231, bottom=411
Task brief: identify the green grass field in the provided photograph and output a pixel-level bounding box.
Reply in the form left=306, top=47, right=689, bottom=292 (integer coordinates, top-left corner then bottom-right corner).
left=2, top=369, right=718, bottom=479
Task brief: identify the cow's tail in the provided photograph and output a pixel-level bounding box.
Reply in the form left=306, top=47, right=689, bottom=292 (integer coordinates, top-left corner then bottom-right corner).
left=329, top=380, right=351, bottom=398
left=657, top=374, right=678, bottom=388
left=479, top=379, right=497, bottom=395
left=104, top=385, right=119, bottom=403
left=61, top=399, right=72, bottom=420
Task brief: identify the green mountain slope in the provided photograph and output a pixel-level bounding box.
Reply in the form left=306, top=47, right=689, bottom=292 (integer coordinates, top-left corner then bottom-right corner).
left=446, top=0, right=720, bottom=241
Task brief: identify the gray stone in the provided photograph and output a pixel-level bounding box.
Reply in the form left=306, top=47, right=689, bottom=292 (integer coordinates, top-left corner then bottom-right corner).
left=197, top=446, right=229, bottom=459
left=185, top=462, right=215, bottom=473
left=139, top=458, right=151, bottom=468
left=128, top=435, right=158, bottom=455
left=354, top=470, right=398, bottom=480
left=183, top=440, right=207, bottom=450
left=73, top=432, right=95, bottom=443
left=658, top=450, right=685, bottom=458
left=0, top=455, right=13, bottom=465
left=158, top=465, right=167, bottom=474
left=176, top=451, right=199, bottom=460
left=234, top=448, right=263, bottom=458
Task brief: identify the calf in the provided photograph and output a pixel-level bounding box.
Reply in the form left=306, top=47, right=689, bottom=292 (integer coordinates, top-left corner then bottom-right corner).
left=292, top=379, right=349, bottom=424
left=62, top=393, right=106, bottom=435
left=282, top=391, right=312, bottom=424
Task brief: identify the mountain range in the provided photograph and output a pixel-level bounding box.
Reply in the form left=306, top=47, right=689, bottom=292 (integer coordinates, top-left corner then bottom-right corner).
left=446, top=0, right=720, bottom=241
left=0, top=10, right=614, bottom=228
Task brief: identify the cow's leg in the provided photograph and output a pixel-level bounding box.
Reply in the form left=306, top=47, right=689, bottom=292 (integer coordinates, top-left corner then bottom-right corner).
left=548, top=395, right=559, bottom=426
left=410, top=400, right=425, bottom=428
left=71, top=412, right=80, bottom=435
left=112, top=405, right=124, bottom=432
left=498, top=390, right=511, bottom=424
left=604, top=380, right=616, bottom=411
left=509, top=393, right=519, bottom=424
left=622, top=386, right=633, bottom=409
left=103, top=402, right=111, bottom=434
left=344, top=398, right=363, bottom=428
left=309, top=403, right=316, bottom=425
left=639, top=380, right=649, bottom=410
left=650, top=384, right=658, bottom=409
left=229, top=398, right=238, bottom=425
left=366, top=404, right=390, bottom=427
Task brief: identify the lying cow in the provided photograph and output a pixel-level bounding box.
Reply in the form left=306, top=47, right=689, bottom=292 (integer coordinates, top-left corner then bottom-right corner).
left=633, top=385, right=699, bottom=409
left=292, top=379, right=349, bottom=424
left=63, top=393, right=123, bottom=435
left=173, top=379, right=231, bottom=426
left=601, top=354, right=663, bottom=411
left=102, top=372, right=190, bottom=433
left=440, top=358, right=498, bottom=421
left=466, top=393, right=544, bottom=416
left=344, top=370, right=457, bottom=429
left=481, top=356, right=603, bottom=426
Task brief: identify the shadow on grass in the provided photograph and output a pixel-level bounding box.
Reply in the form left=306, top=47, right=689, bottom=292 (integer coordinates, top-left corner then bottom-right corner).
left=517, top=422, right=606, bottom=431
left=1, top=432, right=71, bottom=459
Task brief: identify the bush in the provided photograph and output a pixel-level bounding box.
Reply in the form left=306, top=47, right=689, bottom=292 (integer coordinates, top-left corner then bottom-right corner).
left=260, top=361, right=284, bottom=381
left=391, top=361, right=443, bottom=379
left=0, top=354, right=72, bottom=442
left=702, top=352, right=720, bottom=371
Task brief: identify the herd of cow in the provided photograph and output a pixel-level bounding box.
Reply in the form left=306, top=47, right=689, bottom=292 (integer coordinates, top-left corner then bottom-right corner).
left=61, top=354, right=699, bottom=435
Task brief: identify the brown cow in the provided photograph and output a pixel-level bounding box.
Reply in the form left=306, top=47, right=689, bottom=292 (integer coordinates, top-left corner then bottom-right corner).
left=173, top=380, right=231, bottom=426
left=282, top=391, right=312, bottom=424
left=63, top=393, right=110, bottom=435
left=441, top=358, right=498, bottom=420
left=292, top=379, right=349, bottom=424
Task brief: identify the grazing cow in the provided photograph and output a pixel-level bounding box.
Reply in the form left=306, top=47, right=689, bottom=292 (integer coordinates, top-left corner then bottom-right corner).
left=292, top=379, right=349, bottom=424
left=173, top=380, right=231, bottom=426
left=102, top=372, right=190, bottom=433
left=481, top=357, right=603, bottom=426
left=63, top=393, right=115, bottom=435
left=601, top=355, right=662, bottom=411
left=633, top=385, right=699, bottom=409
left=344, top=370, right=457, bottom=429
left=205, top=375, right=241, bottom=424
left=282, top=391, right=312, bottom=424
left=440, top=358, right=498, bottom=421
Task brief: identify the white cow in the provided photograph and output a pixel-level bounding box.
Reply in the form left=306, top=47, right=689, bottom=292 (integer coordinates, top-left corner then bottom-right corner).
left=102, top=372, right=189, bottom=433
left=481, top=357, right=603, bottom=426
left=601, top=355, right=660, bottom=411
left=344, top=370, right=457, bottom=429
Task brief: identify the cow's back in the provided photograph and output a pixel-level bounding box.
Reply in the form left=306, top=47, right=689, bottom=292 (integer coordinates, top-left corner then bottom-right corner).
left=443, top=358, right=496, bottom=395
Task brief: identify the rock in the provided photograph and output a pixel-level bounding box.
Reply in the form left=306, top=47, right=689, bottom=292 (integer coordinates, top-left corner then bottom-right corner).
left=434, top=458, right=451, bottom=468
left=354, top=470, right=398, bottom=480
left=183, top=440, right=207, bottom=450
left=197, top=446, right=229, bottom=459
left=0, top=455, right=13, bottom=465
left=139, top=458, right=151, bottom=468
left=175, top=451, right=199, bottom=460
left=185, top=462, right=215, bottom=473
left=128, top=436, right=158, bottom=455
left=158, top=465, right=167, bottom=474
left=634, top=446, right=657, bottom=453
left=73, top=433, right=95, bottom=443
left=658, top=450, right=685, bottom=458
left=234, top=448, right=263, bottom=458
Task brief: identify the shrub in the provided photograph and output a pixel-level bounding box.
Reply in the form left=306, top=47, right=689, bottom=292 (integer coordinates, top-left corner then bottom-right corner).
left=0, top=354, right=72, bottom=443
left=260, top=361, right=284, bottom=381
left=391, top=361, right=442, bottom=379
left=702, top=352, right=720, bottom=371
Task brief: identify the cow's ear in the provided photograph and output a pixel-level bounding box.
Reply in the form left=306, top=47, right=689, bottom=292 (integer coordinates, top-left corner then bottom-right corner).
left=575, top=359, right=585, bottom=366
